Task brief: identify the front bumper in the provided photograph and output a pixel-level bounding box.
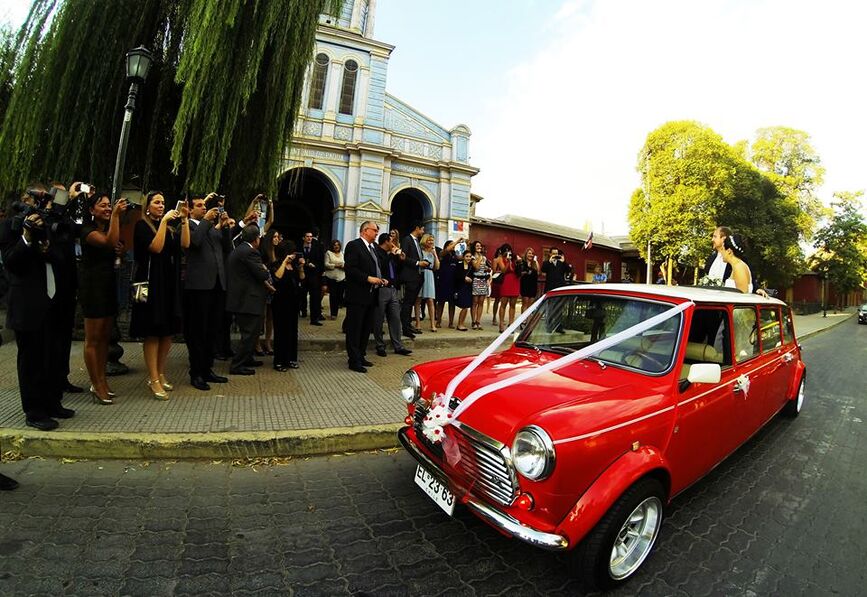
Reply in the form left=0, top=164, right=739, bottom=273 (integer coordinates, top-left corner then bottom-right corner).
left=398, top=426, right=569, bottom=552
left=858, top=313, right=867, bottom=323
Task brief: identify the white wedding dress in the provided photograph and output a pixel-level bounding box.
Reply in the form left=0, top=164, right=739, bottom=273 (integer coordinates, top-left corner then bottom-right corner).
left=724, top=270, right=753, bottom=293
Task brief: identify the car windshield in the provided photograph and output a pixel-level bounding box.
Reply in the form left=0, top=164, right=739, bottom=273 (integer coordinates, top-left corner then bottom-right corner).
left=516, top=294, right=682, bottom=374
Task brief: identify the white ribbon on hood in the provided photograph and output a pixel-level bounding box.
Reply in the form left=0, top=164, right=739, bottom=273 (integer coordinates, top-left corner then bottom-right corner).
left=446, top=298, right=695, bottom=422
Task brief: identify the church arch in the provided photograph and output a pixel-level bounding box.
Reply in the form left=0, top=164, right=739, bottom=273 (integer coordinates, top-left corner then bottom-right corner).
left=277, top=167, right=340, bottom=248
left=388, top=186, right=435, bottom=237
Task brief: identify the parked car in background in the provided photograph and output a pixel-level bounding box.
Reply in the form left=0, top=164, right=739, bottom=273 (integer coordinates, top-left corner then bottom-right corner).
left=858, top=303, right=867, bottom=324
left=398, top=285, right=805, bottom=590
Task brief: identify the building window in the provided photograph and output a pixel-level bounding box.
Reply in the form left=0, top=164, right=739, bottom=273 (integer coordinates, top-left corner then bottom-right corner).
left=308, top=53, right=329, bottom=110
left=339, top=59, right=358, bottom=115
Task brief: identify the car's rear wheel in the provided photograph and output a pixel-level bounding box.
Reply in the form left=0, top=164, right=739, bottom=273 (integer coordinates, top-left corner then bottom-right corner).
left=574, top=477, right=665, bottom=591
left=782, top=376, right=805, bottom=418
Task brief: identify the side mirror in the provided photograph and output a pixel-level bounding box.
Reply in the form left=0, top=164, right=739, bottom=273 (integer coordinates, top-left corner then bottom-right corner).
left=687, top=363, right=721, bottom=384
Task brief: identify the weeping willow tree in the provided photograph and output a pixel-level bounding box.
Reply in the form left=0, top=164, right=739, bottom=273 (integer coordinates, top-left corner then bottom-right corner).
left=0, top=0, right=339, bottom=208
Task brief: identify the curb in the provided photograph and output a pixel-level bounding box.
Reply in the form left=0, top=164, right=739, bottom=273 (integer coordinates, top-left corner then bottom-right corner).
left=0, top=423, right=403, bottom=461
left=797, top=312, right=855, bottom=341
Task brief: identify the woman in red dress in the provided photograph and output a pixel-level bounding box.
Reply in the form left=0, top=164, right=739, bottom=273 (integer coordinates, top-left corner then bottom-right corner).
left=493, top=243, right=520, bottom=332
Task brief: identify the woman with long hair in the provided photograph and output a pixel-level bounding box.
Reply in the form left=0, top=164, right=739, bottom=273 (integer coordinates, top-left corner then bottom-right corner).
left=435, top=239, right=459, bottom=328
left=518, top=247, right=539, bottom=312
left=129, top=192, right=190, bottom=399
left=489, top=245, right=503, bottom=327
left=79, top=191, right=128, bottom=404
left=416, top=233, right=440, bottom=332
left=270, top=240, right=305, bottom=371
left=323, top=239, right=345, bottom=320
left=256, top=228, right=283, bottom=355
left=470, top=241, right=490, bottom=330
left=493, top=243, right=520, bottom=333
left=722, top=234, right=754, bottom=293
left=454, top=250, right=475, bottom=331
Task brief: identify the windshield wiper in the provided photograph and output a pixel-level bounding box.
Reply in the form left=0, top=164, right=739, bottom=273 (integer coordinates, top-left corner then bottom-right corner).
left=515, top=340, right=542, bottom=352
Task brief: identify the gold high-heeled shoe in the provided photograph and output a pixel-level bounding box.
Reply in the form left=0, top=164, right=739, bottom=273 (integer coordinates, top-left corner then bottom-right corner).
left=147, top=379, right=169, bottom=401
left=158, top=374, right=174, bottom=392
left=89, top=385, right=113, bottom=405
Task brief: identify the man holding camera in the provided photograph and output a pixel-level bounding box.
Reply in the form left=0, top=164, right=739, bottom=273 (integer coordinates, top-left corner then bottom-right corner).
left=0, top=187, right=76, bottom=430
left=542, top=248, right=573, bottom=292
left=373, top=233, right=412, bottom=358
left=183, top=194, right=233, bottom=390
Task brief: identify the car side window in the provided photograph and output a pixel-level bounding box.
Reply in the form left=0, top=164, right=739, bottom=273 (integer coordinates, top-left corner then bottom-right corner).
left=684, top=307, right=732, bottom=367
left=782, top=308, right=795, bottom=345
left=732, top=307, right=760, bottom=362
left=759, top=307, right=782, bottom=352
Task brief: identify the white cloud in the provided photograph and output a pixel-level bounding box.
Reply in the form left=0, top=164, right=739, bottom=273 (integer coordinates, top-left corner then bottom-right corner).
left=471, top=0, right=867, bottom=234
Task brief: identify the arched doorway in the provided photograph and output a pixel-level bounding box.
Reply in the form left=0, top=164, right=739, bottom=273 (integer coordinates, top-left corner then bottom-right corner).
left=276, top=168, right=337, bottom=248
left=390, top=188, right=432, bottom=238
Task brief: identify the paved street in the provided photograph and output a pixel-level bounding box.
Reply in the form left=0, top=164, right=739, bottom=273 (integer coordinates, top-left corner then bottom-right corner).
left=1, top=317, right=864, bottom=596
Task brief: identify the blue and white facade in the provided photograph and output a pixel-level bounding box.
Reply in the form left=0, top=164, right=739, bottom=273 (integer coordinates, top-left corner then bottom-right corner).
left=281, top=0, right=478, bottom=244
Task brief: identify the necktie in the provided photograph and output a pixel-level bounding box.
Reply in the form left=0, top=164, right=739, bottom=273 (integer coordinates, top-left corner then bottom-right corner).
left=388, top=259, right=395, bottom=281
left=368, top=244, right=382, bottom=278
left=46, top=263, right=56, bottom=299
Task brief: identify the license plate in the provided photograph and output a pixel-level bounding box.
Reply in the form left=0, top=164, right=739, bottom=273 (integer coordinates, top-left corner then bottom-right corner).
left=414, top=464, right=456, bottom=516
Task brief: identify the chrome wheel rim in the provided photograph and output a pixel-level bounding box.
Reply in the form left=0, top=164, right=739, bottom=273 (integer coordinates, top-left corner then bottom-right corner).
left=796, top=379, right=805, bottom=411
left=609, top=496, right=662, bottom=580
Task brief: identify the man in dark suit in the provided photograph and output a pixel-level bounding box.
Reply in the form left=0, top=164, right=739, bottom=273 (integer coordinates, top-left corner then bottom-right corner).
left=373, top=233, right=412, bottom=358
left=0, top=193, right=74, bottom=430
left=541, top=248, right=573, bottom=292
left=344, top=221, right=388, bottom=373
left=399, top=221, right=428, bottom=338
left=183, top=195, right=233, bottom=390
left=226, top=225, right=270, bottom=375
left=300, top=229, right=325, bottom=325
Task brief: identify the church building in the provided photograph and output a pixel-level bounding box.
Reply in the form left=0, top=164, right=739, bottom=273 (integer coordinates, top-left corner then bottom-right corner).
left=275, top=0, right=478, bottom=246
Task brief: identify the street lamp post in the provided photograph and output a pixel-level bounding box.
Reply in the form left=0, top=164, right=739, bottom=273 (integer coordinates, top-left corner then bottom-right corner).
left=106, top=46, right=154, bottom=376
left=111, top=46, right=154, bottom=203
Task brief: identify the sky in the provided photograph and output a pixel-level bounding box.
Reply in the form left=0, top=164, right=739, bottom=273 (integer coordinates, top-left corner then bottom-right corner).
left=3, top=0, right=864, bottom=235
left=376, top=0, right=866, bottom=235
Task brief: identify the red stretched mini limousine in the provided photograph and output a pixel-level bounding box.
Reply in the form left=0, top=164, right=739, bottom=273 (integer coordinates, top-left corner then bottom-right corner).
left=398, top=285, right=805, bottom=590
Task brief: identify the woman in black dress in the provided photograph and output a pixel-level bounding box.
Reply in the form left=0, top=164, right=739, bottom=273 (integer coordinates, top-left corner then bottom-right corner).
left=270, top=241, right=305, bottom=371
left=80, top=192, right=128, bottom=405
left=129, top=192, right=190, bottom=399
left=257, top=228, right=283, bottom=356
left=518, top=247, right=540, bottom=312
left=453, top=250, right=475, bottom=331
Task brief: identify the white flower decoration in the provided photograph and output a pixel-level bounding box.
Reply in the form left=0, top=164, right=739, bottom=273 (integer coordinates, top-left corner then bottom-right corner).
left=421, top=394, right=453, bottom=444
left=736, top=374, right=751, bottom=396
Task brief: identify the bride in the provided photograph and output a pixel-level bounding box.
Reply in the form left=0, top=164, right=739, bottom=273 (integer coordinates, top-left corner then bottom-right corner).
left=721, top=234, right=753, bottom=293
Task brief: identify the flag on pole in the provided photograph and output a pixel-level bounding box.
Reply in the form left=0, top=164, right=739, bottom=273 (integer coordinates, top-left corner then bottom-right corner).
left=583, top=231, right=593, bottom=250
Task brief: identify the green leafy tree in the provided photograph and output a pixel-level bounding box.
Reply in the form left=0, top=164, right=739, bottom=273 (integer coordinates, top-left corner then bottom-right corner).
left=811, top=191, right=867, bottom=300
left=629, top=121, right=738, bottom=273
left=0, top=0, right=339, bottom=207
left=748, top=126, right=827, bottom=238
left=630, top=120, right=804, bottom=289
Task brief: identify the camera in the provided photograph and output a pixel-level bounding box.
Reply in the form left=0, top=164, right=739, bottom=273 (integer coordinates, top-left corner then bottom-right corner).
left=11, top=188, right=75, bottom=241
left=79, top=183, right=92, bottom=194
left=216, top=206, right=225, bottom=215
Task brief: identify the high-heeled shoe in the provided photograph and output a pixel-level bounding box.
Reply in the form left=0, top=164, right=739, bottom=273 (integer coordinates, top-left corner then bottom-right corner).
left=158, top=374, right=174, bottom=392
left=89, top=385, right=113, bottom=405
left=147, top=379, right=169, bottom=401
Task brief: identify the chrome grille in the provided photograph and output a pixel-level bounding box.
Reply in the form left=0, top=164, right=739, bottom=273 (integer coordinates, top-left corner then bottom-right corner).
left=452, top=423, right=518, bottom=507
left=411, top=399, right=518, bottom=507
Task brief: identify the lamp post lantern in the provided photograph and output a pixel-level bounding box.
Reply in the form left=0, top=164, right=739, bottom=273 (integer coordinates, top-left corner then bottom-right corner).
left=111, top=46, right=154, bottom=203
left=107, top=46, right=153, bottom=377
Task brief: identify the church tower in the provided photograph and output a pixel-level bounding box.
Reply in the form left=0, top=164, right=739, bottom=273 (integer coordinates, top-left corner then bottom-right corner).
left=280, top=0, right=477, bottom=248
left=320, top=0, right=377, bottom=38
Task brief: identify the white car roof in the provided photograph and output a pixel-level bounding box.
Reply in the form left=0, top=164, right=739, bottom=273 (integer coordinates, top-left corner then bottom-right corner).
left=551, top=283, right=788, bottom=307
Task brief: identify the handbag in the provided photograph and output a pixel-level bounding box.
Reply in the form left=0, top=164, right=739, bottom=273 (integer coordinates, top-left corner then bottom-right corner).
left=491, top=271, right=504, bottom=285
left=131, top=257, right=151, bottom=304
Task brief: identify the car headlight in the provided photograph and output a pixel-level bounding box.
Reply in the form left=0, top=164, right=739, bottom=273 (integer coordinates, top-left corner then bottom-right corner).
left=512, top=426, right=555, bottom=480
left=400, top=370, right=421, bottom=403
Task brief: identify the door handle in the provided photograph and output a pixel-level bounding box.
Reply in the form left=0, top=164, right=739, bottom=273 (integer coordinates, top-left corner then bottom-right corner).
left=782, top=353, right=794, bottom=363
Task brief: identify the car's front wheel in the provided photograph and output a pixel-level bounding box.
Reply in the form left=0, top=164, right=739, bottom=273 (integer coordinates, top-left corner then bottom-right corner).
left=574, top=477, right=665, bottom=591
